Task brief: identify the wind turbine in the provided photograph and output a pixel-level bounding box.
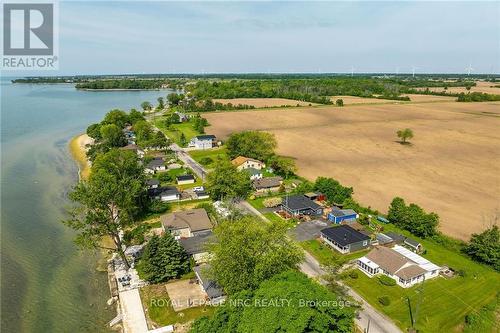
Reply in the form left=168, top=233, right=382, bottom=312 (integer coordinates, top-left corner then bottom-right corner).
left=412, top=66, right=417, bottom=78
left=465, top=64, right=474, bottom=76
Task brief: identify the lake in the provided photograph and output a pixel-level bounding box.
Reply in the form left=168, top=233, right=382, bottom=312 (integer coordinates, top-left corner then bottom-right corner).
left=0, top=78, right=171, bottom=332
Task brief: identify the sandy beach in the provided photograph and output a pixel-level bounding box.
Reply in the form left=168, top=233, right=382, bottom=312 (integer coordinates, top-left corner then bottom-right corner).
left=69, top=134, right=93, bottom=180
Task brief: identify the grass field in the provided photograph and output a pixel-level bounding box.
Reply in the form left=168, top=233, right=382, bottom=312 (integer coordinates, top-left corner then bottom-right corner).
left=300, top=239, right=368, bottom=267
left=140, top=283, right=216, bottom=327
left=213, top=98, right=318, bottom=108
left=188, top=147, right=229, bottom=169
left=339, top=222, right=500, bottom=332
left=155, top=121, right=200, bottom=146
left=204, top=101, right=500, bottom=240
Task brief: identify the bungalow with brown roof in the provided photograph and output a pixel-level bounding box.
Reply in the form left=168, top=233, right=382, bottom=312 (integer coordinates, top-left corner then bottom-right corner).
left=161, top=208, right=213, bottom=239
left=253, top=176, right=283, bottom=193
left=356, top=246, right=439, bottom=288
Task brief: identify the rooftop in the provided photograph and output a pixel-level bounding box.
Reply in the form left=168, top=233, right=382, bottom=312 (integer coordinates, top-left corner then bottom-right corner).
left=231, top=156, right=263, bottom=167
left=179, top=232, right=215, bottom=255
left=321, top=225, right=370, bottom=247
left=253, top=176, right=283, bottom=189
left=330, top=209, right=358, bottom=217
left=146, top=158, right=164, bottom=169
left=146, top=178, right=160, bottom=186
left=195, top=135, right=216, bottom=140
left=161, top=208, right=212, bottom=233
left=176, top=174, right=195, bottom=181
left=283, top=195, right=322, bottom=211
left=194, top=265, right=224, bottom=299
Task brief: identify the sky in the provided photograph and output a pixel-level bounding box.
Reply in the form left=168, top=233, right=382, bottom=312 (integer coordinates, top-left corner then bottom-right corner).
left=5, top=1, right=500, bottom=75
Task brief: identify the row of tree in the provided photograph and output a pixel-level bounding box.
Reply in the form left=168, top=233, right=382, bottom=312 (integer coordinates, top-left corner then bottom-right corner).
left=387, top=197, right=439, bottom=238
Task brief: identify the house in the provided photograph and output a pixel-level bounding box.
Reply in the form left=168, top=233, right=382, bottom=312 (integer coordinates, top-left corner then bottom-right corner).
left=161, top=208, right=213, bottom=238
left=253, top=176, right=283, bottom=193
left=194, top=265, right=225, bottom=304
left=320, top=225, right=371, bottom=254
left=179, top=232, right=215, bottom=263
left=176, top=174, right=195, bottom=185
left=120, top=144, right=144, bottom=158
left=231, top=156, right=265, bottom=171
left=189, top=135, right=216, bottom=150
left=385, top=232, right=406, bottom=244
left=245, top=167, right=263, bottom=180
left=404, top=237, right=423, bottom=253
left=304, top=192, right=326, bottom=202
left=356, top=245, right=440, bottom=288
left=175, top=111, right=189, bottom=122
left=146, top=178, right=160, bottom=189
left=145, top=158, right=166, bottom=174
left=281, top=195, right=323, bottom=216
left=149, top=186, right=180, bottom=202
left=375, top=233, right=394, bottom=246
left=327, top=209, right=359, bottom=224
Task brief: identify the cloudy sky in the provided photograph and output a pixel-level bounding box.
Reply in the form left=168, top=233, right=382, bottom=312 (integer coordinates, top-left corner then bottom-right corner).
left=14, top=1, right=500, bottom=74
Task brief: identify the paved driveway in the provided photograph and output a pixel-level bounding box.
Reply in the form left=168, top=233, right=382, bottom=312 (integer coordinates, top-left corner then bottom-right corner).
left=288, top=220, right=328, bottom=241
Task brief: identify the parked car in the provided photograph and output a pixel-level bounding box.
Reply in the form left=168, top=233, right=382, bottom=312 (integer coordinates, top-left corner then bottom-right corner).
left=193, top=186, right=205, bottom=192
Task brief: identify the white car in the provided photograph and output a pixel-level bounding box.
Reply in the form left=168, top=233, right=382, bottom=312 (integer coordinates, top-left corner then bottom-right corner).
left=193, top=186, right=205, bottom=192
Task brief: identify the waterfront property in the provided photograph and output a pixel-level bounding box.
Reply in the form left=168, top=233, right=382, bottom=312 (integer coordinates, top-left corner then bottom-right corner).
left=161, top=208, right=213, bottom=238
left=189, top=135, right=216, bottom=150
left=231, top=156, right=265, bottom=171
left=320, top=225, right=371, bottom=254
left=119, top=143, right=145, bottom=158
left=179, top=232, right=215, bottom=264
left=356, top=245, right=440, bottom=288
left=281, top=194, right=323, bottom=216
left=327, top=209, right=359, bottom=224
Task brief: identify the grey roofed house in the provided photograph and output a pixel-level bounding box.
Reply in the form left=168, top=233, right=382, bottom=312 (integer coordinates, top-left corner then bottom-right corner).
left=283, top=195, right=322, bottom=211
left=147, top=158, right=165, bottom=169
left=404, top=237, right=422, bottom=251
left=179, top=232, right=215, bottom=255
left=385, top=231, right=406, bottom=244
left=176, top=174, right=195, bottom=181
left=161, top=208, right=212, bottom=233
left=376, top=233, right=394, bottom=245
left=195, top=134, right=216, bottom=140
left=146, top=178, right=160, bottom=186
left=148, top=186, right=179, bottom=198
left=321, top=225, right=370, bottom=247
left=194, top=265, right=225, bottom=301
left=253, top=176, right=283, bottom=190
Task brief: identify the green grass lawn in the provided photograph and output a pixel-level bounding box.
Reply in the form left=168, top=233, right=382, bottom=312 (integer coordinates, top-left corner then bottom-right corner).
left=300, top=239, right=368, bottom=267
left=189, top=147, right=229, bottom=169
left=140, top=283, right=216, bottom=327
left=155, top=120, right=200, bottom=146
left=340, top=224, right=500, bottom=332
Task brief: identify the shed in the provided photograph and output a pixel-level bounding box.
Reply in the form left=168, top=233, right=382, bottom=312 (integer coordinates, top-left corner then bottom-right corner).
left=328, top=209, right=359, bottom=224
left=176, top=174, right=195, bottom=185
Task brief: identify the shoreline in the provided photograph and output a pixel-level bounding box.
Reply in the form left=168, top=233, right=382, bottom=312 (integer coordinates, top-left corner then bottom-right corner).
left=69, top=133, right=92, bottom=180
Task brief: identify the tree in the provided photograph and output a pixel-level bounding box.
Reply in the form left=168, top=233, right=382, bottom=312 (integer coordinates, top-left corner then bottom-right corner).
left=314, top=177, right=353, bottom=204
left=103, top=109, right=128, bottom=128
left=133, top=120, right=153, bottom=142
left=136, top=233, right=190, bottom=283
left=336, top=98, right=344, bottom=107
left=167, top=93, right=184, bottom=106
left=128, top=108, right=145, bottom=124
left=179, top=132, right=187, bottom=147
left=191, top=271, right=354, bottom=333
left=63, top=149, right=146, bottom=269
left=387, top=197, right=407, bottom=225
left=226, top=131, right=277, bottom=161
left=268, top=155, right=297, bottom=178
left=209, top=218, right=304, bottom=294
left=100, top=124, right=126, bottom=148
left=86, top=123, right=102, bottom=140
left=157, top=97, right=165, bottom=110
left=465, top=225, right=500, bottom=270
left=396, top=128, right=414, bottom=144
left=387, top=197, right=439, bottom=238
left=206, top=159, right=251, bottom=201
left=141, top=101, right=152, bottom=111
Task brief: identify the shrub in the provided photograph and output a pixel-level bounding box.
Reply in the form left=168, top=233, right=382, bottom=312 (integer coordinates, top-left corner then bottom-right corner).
left=199, top=157, right=214, bottom=166
left=148, top=199, right=169, bottom=214
left=263, top=197, right=283, bottom=208
left=157, top=172, right=171, bottom=182
left=378, top=275, right=396, bottom=286
left=378, top=296, right=391, bottom=306
left=349, top=271, right=359, bottom=279
left=457, top=269, right=467, bottom=277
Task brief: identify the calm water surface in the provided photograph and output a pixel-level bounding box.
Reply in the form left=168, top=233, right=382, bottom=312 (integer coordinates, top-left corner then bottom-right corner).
left=1, top=78, right=170, bottom=332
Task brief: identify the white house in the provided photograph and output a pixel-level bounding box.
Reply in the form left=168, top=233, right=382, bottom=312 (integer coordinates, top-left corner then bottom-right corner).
left=231, top=156, right=265, bottom=171
left=189, top=135, right=216, bottom=150
left=176, top=174, right=196, bottom=185
left=145, top=158, right=166, bottom=174
left=357, top=246, right=440, bottom=288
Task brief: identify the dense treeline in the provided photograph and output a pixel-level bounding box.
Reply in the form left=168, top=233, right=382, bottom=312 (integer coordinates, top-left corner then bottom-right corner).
left=457, top=92, right=500, bottom=102
left=75, top=79, right=168, bottom=90
left=387, top=197, right=439, bottom=238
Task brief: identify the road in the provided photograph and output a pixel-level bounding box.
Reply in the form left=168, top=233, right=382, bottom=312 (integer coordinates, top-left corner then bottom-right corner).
left=151, top=117, right=402, bottom=333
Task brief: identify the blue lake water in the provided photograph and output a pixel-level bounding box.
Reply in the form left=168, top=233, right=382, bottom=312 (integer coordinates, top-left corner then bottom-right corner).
left=1, top=78, right=171, bottom=332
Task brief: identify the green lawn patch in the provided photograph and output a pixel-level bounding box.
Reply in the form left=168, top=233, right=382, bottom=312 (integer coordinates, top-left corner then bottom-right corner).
left=189, top=147, right=229, bottom=169
left=140, top=283, right=216, bottom=327
left=341, top=223, right=500, bottom=332
left=300, top=239, right=368, bottom=267
left=155, top=121, right=200, bottom=146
